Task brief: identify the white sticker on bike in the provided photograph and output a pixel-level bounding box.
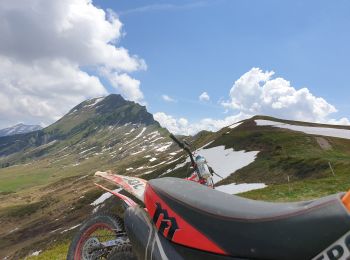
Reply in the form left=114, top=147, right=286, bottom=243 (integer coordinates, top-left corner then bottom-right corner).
left=120, top=175, right=147, bottom=199
left=312, top=230, right=350, bottom=260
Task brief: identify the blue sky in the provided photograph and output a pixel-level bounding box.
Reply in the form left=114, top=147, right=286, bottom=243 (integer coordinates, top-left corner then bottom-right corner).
left=93, top=0, right=350, bottom=123
left=0, top=0, right=349, bottom=134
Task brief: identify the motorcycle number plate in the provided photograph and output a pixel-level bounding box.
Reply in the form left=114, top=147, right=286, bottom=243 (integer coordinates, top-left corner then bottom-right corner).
left=95, top=171, right=147, bottom=202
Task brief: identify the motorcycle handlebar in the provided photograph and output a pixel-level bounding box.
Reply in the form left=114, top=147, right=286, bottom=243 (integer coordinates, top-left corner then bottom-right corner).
left=169, top=134, right=184, bottom=148
left=169, top=134, right=196, bottom=167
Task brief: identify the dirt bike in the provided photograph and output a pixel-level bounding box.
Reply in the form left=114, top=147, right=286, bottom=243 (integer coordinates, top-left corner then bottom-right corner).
left=68, top=134, right=350, bottom=260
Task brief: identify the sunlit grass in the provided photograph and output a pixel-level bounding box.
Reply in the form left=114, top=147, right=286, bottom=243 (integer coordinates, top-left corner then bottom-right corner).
left=26, top=240, right=70, bottom=260
left=241, top=174, right=350, bottom=202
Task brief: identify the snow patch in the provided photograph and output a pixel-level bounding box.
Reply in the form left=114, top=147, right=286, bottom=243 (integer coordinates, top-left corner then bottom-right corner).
left=32, top=140, right=57, bottom=151
left=197, top=140, right=214, bottom=150
left=160, top=157, right=189, bottom=176
left=102, top=147, right=113, bottom=152
left=149, top=157, right=157, bottom=162
left=134, top=127, right=146, bottom=140
left=30, top=250, right=42, bottom=256
left=169, top=150, right=181, bottom=156
left=76, top=174, right=88, bottom=180
left=68, top=109, right=78, bottom=115
left=130, top=149, right=145, bottom=155
left=150, top=137, right=164, bottom=143
left=79, top=146, right=97, bottom=154
left=148, top=161, right=166, bottom=168
left=49, top=228, right=62, bottom=234
left=147, top=131, right=160, bottom=139
left=61, top=224, right=81, bottom=233
left=124, top=128, right=136, bottom=135
left=216, top=183, right=266, bottom=194
left=8, top=227, right=18, bottom=234
left=155, top=142, right=173, bottom=152
left=255, top=120, right=350, bottom=140
left=84, top=97, right=105, bottom=108
left=228, top=122, right=243, bottom=129
left=138, top=170, right=154, bottom=176
left=198, top=146, right=259, bottom=183
left=165, top=157, right=182, bottom=165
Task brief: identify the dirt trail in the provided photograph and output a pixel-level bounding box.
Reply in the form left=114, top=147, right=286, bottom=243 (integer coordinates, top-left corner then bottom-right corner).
left=316, top=137, right=332, bottom=150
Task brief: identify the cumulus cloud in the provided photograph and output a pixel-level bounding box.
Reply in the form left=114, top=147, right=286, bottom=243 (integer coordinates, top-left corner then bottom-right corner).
left=154, top=112, right=248, bottom=135
left=162, top=95, right=176, bottom=103
left=328, top=117, right=350, bottom=125
left=101, top=69, right=143, bottom=102
left=221, top=68, right=340, bottom=123
left=199, top=92, right=210, bottom=102
left=155, top=68, right=349, bottom=135
left=0, top=0, right=145, bottom=128
left=0, top=0, right=145, bottom=72
left=0, top=58, right=107, bottom=126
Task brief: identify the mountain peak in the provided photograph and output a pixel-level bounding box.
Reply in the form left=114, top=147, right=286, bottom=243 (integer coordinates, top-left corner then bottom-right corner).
left=0, top=94, right=164, bottom=158
left=0, top=123, right=42, bottom=137
left=44, top=94, right=158, bottom=137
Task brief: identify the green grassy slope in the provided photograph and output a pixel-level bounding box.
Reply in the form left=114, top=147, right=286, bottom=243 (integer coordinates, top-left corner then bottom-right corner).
left=212, top=116, right=350, bottom=186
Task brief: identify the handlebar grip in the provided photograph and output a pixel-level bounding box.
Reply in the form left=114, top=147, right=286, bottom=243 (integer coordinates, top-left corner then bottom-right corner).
left=169, top=134, right=196, bottom=168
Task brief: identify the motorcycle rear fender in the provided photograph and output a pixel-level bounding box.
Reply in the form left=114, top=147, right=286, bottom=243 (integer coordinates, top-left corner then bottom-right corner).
left=124, top=206, right=240, bottom=260
left=94, top=183, right=137, bottom=208
left=95, top=171, right=147, bottom=202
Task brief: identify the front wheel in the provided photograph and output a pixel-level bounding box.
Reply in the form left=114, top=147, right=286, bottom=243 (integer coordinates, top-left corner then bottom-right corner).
left=67, top=212, right=133, bottom=260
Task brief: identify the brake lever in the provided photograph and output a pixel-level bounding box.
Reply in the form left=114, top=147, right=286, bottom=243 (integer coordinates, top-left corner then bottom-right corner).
left=212, top=171, right=224, bottom=179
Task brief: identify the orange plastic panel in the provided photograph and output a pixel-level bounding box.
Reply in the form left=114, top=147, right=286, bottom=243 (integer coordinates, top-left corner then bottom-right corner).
left=342, top=190, right=350, bottom=211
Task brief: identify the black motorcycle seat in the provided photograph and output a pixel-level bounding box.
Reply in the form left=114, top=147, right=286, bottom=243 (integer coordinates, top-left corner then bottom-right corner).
left=148, top=177, right=350, bottom=260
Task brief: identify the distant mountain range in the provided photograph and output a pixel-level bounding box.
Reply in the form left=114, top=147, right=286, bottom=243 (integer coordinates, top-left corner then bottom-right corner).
left=0, top=123, right=42, bottom=137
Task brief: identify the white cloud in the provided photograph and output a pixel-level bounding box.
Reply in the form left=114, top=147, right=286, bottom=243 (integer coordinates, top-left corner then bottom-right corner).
left=155, top=67, right=349, bottom=135
left=154, top=112, right=188, bottom=135
left=0, top=0, right=145, bottom=128
left=154, top=112, right=248, bottom=135
left=0, top=0, right=145, bottom=72
left=101, top=70, right=143, bottom=102
left=221, top=67, right=346, bottom=124
left=199, top=92, right=210, bottom=102
left=0, top=57, right=107, bottom=127
left=162, top=95, right=176, bottom=103
left=328, top=117, right=350, bottom=125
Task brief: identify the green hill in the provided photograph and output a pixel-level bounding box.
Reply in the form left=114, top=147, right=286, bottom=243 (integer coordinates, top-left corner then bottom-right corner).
left=200, top=115, right=350, bottom=201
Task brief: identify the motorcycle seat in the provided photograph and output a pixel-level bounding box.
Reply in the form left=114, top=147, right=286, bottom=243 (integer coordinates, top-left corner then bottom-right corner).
left=148, top=177, right=350, bottom=260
